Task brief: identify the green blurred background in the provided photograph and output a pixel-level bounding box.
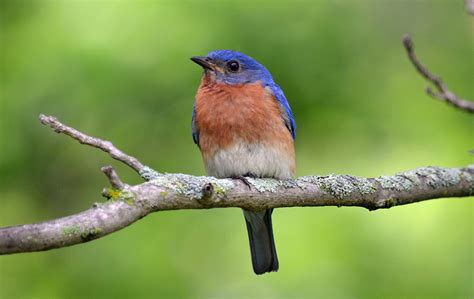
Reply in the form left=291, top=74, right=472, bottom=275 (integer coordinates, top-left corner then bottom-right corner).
left=1, top=0, right=473, bottom=298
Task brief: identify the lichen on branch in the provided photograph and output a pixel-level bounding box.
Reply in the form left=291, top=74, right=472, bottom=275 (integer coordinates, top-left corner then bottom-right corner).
left=1, top=159, right=472, bottom=255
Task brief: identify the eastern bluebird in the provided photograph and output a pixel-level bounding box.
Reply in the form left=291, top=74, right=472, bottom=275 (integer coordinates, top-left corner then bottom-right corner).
left=191, top=50, right=296, bottom=275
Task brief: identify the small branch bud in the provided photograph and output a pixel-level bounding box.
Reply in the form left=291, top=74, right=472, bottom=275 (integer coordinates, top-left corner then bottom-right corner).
left=101, top=166, right=124, bottom=190
left=199, top=182, right=215, bottom=203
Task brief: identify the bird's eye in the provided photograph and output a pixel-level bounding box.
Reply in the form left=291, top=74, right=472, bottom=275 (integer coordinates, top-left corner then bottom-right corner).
left=227, top=60, right=240, bottom=72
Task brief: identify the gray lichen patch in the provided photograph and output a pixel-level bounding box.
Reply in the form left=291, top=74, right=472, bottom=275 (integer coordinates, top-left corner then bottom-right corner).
left=296, top=174, right=377, bottom=198
left=295, top=176, right=320, bottom=190
left=463, top=170, right=474, bottom=183
left=461, top=168, right=474, bottom=194
left=139, top=166, right=162, bottom=181
left=150, top=174, right=234, bottom=200
left=281, top=179, right=300, bottom=189
left=378, top=166, right=464, bottom=192
left=318, top=175, right=359, bottom=199
left=356, top=177, right=378, bottom=195
left=418, top=167, right=461, bottom=188
left=245, top=177, right=282, bottom=193
left=378, top=175, right=416, bottom=192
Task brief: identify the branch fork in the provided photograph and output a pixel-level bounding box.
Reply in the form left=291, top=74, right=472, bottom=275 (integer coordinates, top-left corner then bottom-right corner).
left=402, top=34, right=474, bottom=113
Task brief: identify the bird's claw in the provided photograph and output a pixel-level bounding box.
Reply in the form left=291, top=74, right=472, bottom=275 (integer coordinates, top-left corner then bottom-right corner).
left=232, top=175, right=253, bottom=190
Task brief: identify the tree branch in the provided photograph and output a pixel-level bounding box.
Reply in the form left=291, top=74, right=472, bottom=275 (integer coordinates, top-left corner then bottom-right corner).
left=1, top=163, right=473, bottom=255
left=39, top=114, right=147, bottom=175
left=402, top=34, right=474, bottom=113
left=0, top=115, right=471, bottom=254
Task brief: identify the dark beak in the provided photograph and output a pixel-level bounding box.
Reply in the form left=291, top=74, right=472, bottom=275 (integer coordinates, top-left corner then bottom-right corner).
left=190, top=56, right=215, bottom=70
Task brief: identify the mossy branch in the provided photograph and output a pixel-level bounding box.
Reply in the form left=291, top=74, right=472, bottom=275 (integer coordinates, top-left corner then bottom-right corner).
left=0, top=115, right=472, bottom=255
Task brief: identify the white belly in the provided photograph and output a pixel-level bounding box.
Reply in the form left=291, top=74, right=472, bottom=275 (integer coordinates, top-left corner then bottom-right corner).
left=204, top=141, right=294, bottom=179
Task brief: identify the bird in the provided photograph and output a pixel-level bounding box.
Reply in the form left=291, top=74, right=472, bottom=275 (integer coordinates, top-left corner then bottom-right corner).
left=190, top=50, right=296, bottom=275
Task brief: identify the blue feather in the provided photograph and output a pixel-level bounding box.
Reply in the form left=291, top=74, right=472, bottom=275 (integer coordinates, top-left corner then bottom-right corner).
left=266, top=82, right=296, bottom=140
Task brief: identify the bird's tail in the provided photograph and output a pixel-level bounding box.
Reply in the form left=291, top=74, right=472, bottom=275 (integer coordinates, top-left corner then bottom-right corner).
left=243, top=209, right=279, bottom=275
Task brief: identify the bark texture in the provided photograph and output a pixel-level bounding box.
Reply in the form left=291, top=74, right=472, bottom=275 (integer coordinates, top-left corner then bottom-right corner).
left=1, top=164, right=473, bottom=255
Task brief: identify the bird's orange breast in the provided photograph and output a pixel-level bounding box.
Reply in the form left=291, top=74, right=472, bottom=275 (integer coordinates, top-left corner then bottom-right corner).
left=194, top=75, right=295, bottom=176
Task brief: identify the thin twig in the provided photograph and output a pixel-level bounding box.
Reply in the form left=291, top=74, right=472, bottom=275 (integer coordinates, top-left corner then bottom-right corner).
left=402, top=34, right=474, bottom=113
left=101, top=166, right=125, bottom=190
left=39, top=114, right=146, bottom=174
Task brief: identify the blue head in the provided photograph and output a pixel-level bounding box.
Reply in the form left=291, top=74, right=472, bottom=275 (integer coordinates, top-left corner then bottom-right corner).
left=191, top=50, right=274, bottom=85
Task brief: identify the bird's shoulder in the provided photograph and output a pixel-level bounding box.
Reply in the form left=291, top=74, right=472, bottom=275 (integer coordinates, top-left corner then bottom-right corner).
left=264, top=83, right=296, bottom=139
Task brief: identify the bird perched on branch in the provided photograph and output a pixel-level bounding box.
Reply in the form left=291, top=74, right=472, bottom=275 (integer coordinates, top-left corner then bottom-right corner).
left=191, top=50, right=296, bottom=275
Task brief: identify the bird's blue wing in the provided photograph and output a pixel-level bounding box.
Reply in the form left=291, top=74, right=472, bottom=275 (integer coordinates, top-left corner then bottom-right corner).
left=267, top=83, right=296, bottom=139
left=191, top=101, right=199, bottom=146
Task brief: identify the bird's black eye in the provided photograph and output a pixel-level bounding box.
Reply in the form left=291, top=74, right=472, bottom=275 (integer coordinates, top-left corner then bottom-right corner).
left=227, top=60, right=240, bottom=72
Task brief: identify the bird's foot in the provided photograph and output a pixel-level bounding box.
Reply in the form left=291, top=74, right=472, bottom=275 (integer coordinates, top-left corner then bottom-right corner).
left=231, top=175, right=254, bottom=190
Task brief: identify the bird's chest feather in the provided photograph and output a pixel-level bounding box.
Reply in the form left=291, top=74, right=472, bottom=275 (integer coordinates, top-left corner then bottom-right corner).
left=195, top=78, right=295, bottom=179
